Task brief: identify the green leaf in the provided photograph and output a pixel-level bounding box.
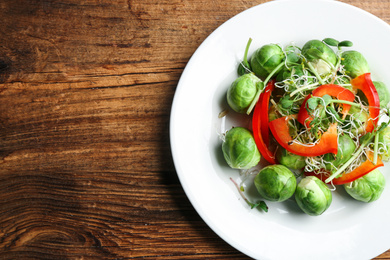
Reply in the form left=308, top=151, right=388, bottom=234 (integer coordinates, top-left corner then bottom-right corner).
left=338, top=40, right=353, bottom=47
left=323, top=38, right=339, bottom=47
left=378, top=121, right=390, bottom=132
left=284, top=46, right=301, bottom=64
left=307, top=96, right=321, bottom=110
left=251, top=200, right=268, bottom=212
left=237, top=61, right=251, bottom=76
left=280, top=95, right=295, bottom=109
left=321, top=94, right=333, bottom=106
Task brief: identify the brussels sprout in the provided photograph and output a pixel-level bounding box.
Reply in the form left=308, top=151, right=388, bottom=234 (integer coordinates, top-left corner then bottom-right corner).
left=254, top=165, right=296, bottom=202
left=301, top=39, right=337, bottom=75
left=373, top=81, right=390, bottom=109
left=295, top=176, right=332, bottom=216
left=276, top=147, right=306, bottom=170
left=284, top=45, right=301, bottom=64
left=347, top=106, right=369, bottom=136
left=276, top=65, right=305, bottom=82
left=341, top=50, right=370, bottom=78
left=378, top=126, right=390, bottom=161
left=227, top=73, right=263, bottom=113
left=344, top=169, right=386, bottom=202
left=324, top=134, right=356, bottom=172
left=250, top=44, right=284, bottom=80
left=222, top=127, right=261, bottom=169
left=276, top=65, right=314, bottom=91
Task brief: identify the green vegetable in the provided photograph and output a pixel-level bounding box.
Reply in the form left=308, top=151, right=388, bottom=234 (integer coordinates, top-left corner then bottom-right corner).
left=276, top=147, right=306, bottom=170
left=344, top=169, right=386, bottom=202
left=322, top=38, right=339, bottom=47
left=341, top=50, right=370, bottom=78
left=324, top=134, right=356, bottom=172
left=373, top=81, right=390, bottom=109
left=295, top=176, right=332, bottom=216
left=237, top=38, right=253, bottom=76
left=227, top=73, right=263, bottom=113
left=250, top=44, right=284, bottom=80
left=347, top=106, right=369, bottom=136
left=276, top=65, right=313, bottom=88
left=323, top=38, right=353, bottom=48
left=301, top=39, right=337, bottom=75
left=222, top=127, right=261, bottom=169
left=254, top=165, right=296, bottom=202
left=378, top=126, right=390, bottom=161
left=284, top=45, right=301, bottom=64
left=338, top=40, right=353, bottom=48
left=230, top=178, right=268, bottom=212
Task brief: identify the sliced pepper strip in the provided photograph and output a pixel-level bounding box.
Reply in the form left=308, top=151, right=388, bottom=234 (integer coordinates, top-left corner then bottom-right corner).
left=269, top=115, right=338, bottom=157
left=259, top=80, right=275, bottom=144
left=332, top=151, right=384, bottom=185
left=252, top=80, right=276, bottom=164
left=350, top=73, right=380, bottom=133
left=297, top=84, right=355, bottom=128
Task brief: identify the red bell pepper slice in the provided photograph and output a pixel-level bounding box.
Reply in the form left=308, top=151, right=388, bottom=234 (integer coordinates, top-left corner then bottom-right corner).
left=350, top=73, right=380, bottom=132
left=252, top=80, right=276, bottom=164
left=269, top=114, right=338, bottom=157
left=332, top=151, right=384, bottom=185
left=259, top=80, right=275, bottom=144
left=297, top=84, right=355, bottom=128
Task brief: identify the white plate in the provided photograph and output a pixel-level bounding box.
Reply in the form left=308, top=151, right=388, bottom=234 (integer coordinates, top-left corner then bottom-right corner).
left=170, top=0, right=390, bottom=259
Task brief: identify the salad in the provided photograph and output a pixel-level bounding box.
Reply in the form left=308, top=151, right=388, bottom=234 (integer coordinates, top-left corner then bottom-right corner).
left=220, top=38, right=390, bottom=216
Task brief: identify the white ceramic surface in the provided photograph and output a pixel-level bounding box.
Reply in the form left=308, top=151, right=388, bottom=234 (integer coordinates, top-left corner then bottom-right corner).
left=170, top=0, right=390, bottom=259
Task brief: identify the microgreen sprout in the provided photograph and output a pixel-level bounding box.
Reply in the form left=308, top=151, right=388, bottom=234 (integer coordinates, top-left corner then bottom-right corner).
left=323, top=38, right=353, bottom=49
left=323, top=38, right=339, bottom=47
left=230, top=177, right=268, bottom=212
left=338, top=40, right=353, bottom=48
left=237, top=38, right=253, bottom=76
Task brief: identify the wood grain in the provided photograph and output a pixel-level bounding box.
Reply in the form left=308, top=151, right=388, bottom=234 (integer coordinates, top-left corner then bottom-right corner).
left=1, top=0, right=389, bottom=259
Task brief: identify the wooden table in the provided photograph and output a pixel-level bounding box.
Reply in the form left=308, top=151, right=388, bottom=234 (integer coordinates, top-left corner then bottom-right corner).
left=1, top=0, right=389, bottom=259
